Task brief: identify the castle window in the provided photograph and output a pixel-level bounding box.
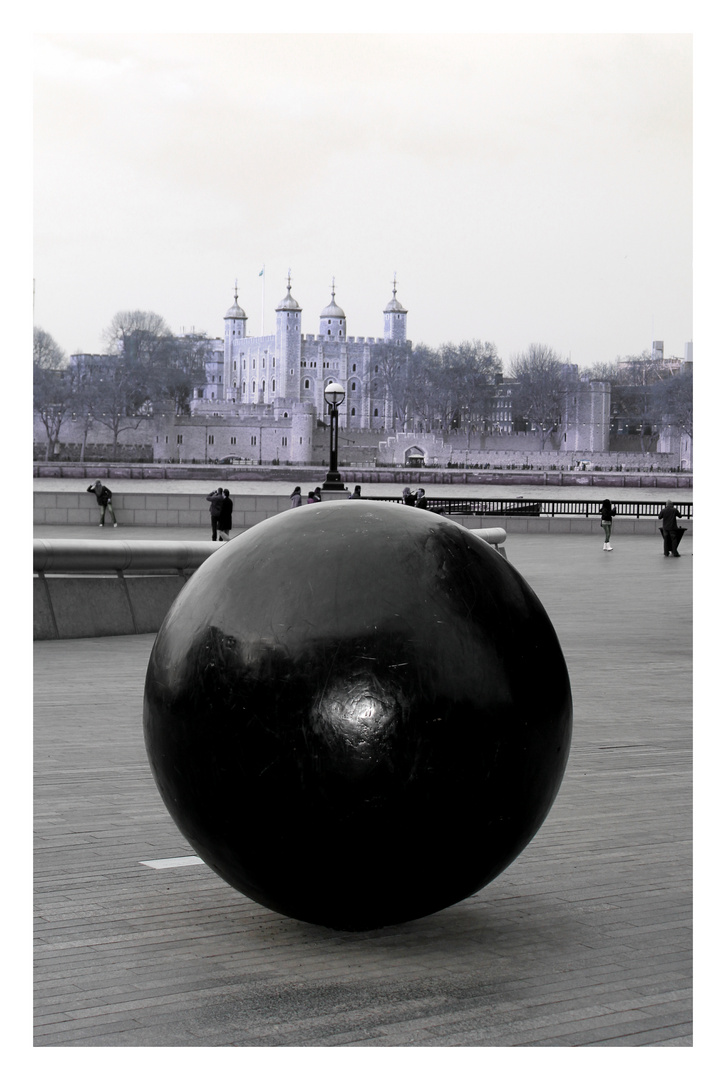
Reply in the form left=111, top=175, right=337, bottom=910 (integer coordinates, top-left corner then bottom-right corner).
left=233, top=361, right=237, bottom=370
left=177, top=434, right=183, bottom=444
left=374, top=409, right=378, bottom=417
left=282, top=437, right=288, bottom=447
left=262, top=381, right=266, bottom=392
left=251, top=436, right=257, bottom=445
left=253, top=359, right=256, bottom=368
left=304, top=379, right=310, bottom=389
left=352, top=364, right=356, bottom=371
left=351, top=382, right=356, bottom=391
left=208, top=435, right=214, bottom=445
left=243, top=382, right=246, bottom=393
left=375, top=365, right=379, bottom=372
left=252, top=382, right=256, bottom=394
left=351, top=407, right=356, bottom=416
left=231, top=437, right=237, bottom=445
left=272, top=379, right=275, bottom=391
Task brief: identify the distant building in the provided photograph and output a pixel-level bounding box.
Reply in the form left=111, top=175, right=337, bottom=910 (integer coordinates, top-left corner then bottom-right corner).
left=190, top=274, right=411, bottom=433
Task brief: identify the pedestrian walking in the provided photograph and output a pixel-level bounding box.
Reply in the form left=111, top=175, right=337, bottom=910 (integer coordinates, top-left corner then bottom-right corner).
left=217, top=489, right=234, bottom=541
left=658, top=500, right=683, bottom=557
left=600, top=499, right=616, bottom=551
left=206, top=487, right=225, bottom=540
left=348, top=485, right=362, bottom=499
left=402, top=486, right=416, bottom=506
left=290, top=486, right=303, bottom=508
left=87, top=480, right=117, bottom=527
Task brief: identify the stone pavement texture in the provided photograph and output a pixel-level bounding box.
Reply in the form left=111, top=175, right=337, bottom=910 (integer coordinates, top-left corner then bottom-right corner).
left=33, top=530, right=693, bottom=1047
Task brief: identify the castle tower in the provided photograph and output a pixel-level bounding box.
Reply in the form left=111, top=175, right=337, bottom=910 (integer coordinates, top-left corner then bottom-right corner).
left=383, top=274, right=408, bottom=343
left=223, top=283, right=247, bottom=399
left=319, top=280, right=347, bottom=339
left=275, top=272, right=302, bottom=403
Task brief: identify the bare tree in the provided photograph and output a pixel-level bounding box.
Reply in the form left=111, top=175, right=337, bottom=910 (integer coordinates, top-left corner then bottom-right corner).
left=615, top=350, right=665, bottom=451
left=508, top=344, right=570, bottom=449
left=33, top=327, right=72, bottom=459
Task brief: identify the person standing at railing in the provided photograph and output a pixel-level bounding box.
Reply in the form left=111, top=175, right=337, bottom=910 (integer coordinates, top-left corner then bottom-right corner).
left=658, top=500, right=682, bottom=557
left=217, top=489, right=233, bottom=542
left=402, top=487, right=417, bottom=506
left=206, top=487, right=225, bottom=540
left=87, top=480, right=117, bottom=527
left=600, top=499, right=616, bottom=551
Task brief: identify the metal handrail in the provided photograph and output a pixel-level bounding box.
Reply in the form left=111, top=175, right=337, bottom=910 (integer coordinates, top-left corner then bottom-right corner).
left=34, top=539, right=220, bottom=574
left=364, top=497, right=693, bottom=520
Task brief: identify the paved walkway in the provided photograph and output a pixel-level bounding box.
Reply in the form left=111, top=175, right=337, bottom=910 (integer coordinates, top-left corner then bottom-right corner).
left=33, top=531, right=693, bottom=1047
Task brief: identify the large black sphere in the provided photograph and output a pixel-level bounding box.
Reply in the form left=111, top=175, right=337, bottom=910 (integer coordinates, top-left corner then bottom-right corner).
left=143, top=501, right=572, bottom=930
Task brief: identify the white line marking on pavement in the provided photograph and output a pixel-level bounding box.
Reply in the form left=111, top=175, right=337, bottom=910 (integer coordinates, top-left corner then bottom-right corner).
left=140, top=856, right=205, bottom=869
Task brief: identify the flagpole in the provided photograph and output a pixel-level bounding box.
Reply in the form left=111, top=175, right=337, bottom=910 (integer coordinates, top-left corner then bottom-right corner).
left=261, top=264, right=265, bottom=335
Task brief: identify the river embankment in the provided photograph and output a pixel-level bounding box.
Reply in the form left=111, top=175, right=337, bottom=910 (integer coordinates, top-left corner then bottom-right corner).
left=33, top=462, right=692, bottom=493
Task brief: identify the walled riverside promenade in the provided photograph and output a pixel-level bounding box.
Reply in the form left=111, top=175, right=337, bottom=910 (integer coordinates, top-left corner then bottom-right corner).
left=33, top=461, right=693, bottom=489
left=33, top=530, right=693, bottom=1047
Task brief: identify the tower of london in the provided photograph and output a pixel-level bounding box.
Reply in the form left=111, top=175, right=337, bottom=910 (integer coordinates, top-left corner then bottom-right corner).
left=191, top=274, right=411, bottom=432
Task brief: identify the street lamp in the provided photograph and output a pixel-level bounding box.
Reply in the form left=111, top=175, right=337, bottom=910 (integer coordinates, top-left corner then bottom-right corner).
left=322, top=381, right=346, bottom=491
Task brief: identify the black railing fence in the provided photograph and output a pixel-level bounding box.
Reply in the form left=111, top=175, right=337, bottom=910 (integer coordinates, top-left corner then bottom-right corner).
left=364, top=497, right=693, bottom=520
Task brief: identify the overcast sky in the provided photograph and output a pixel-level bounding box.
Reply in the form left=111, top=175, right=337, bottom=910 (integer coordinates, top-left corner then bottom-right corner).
left=33, top=31, right=692, bottom=371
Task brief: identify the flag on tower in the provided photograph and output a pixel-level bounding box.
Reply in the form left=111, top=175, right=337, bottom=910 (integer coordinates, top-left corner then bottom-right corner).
left=259, top=268, right=264, bottom=276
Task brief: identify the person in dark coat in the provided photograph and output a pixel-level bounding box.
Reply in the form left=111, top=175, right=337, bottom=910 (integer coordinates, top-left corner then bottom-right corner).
left=87, top=480, right=117, bottom=527
left=415, top=488, right=428, bottom=509
left=206, top=487, right=225, bottom=540
left=402, top=487, right=416, bottom=506
left=217, top=489, right=233, bottom=541
left=658, top=500, right=683, bottom=557
left=348, top=485, right=362, bottom=499
left=600, top=499, right=616, bottom=551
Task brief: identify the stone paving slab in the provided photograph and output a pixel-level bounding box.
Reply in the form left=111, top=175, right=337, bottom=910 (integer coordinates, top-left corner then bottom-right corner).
left=33, top=532, right=693, bottom=1048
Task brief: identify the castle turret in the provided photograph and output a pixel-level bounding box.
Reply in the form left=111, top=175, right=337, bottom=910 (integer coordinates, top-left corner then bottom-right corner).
left=223, top=283, right=247, bottom=398
left=383, top=274, right=407, bottom=343
left=275, top=273, right=302, bottom=401
left=319, top=280, right=347, bottom=339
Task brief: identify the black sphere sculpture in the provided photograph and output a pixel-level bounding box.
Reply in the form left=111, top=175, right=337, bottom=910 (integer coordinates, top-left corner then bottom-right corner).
left=143, top=500, right=572, bottom=930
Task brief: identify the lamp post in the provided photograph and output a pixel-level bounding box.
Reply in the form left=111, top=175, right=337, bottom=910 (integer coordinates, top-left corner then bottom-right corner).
left=322, top=381, right=346, bottom=491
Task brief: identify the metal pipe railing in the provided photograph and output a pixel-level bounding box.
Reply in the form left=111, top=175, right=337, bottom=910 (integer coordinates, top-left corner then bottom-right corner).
left=33, top=539, right=219, bottom=574
left=363, top=497, right=693, bottom=520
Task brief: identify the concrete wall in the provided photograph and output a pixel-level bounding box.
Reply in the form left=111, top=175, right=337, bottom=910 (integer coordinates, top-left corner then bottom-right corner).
left=34, top=490, right=292, bottom=528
